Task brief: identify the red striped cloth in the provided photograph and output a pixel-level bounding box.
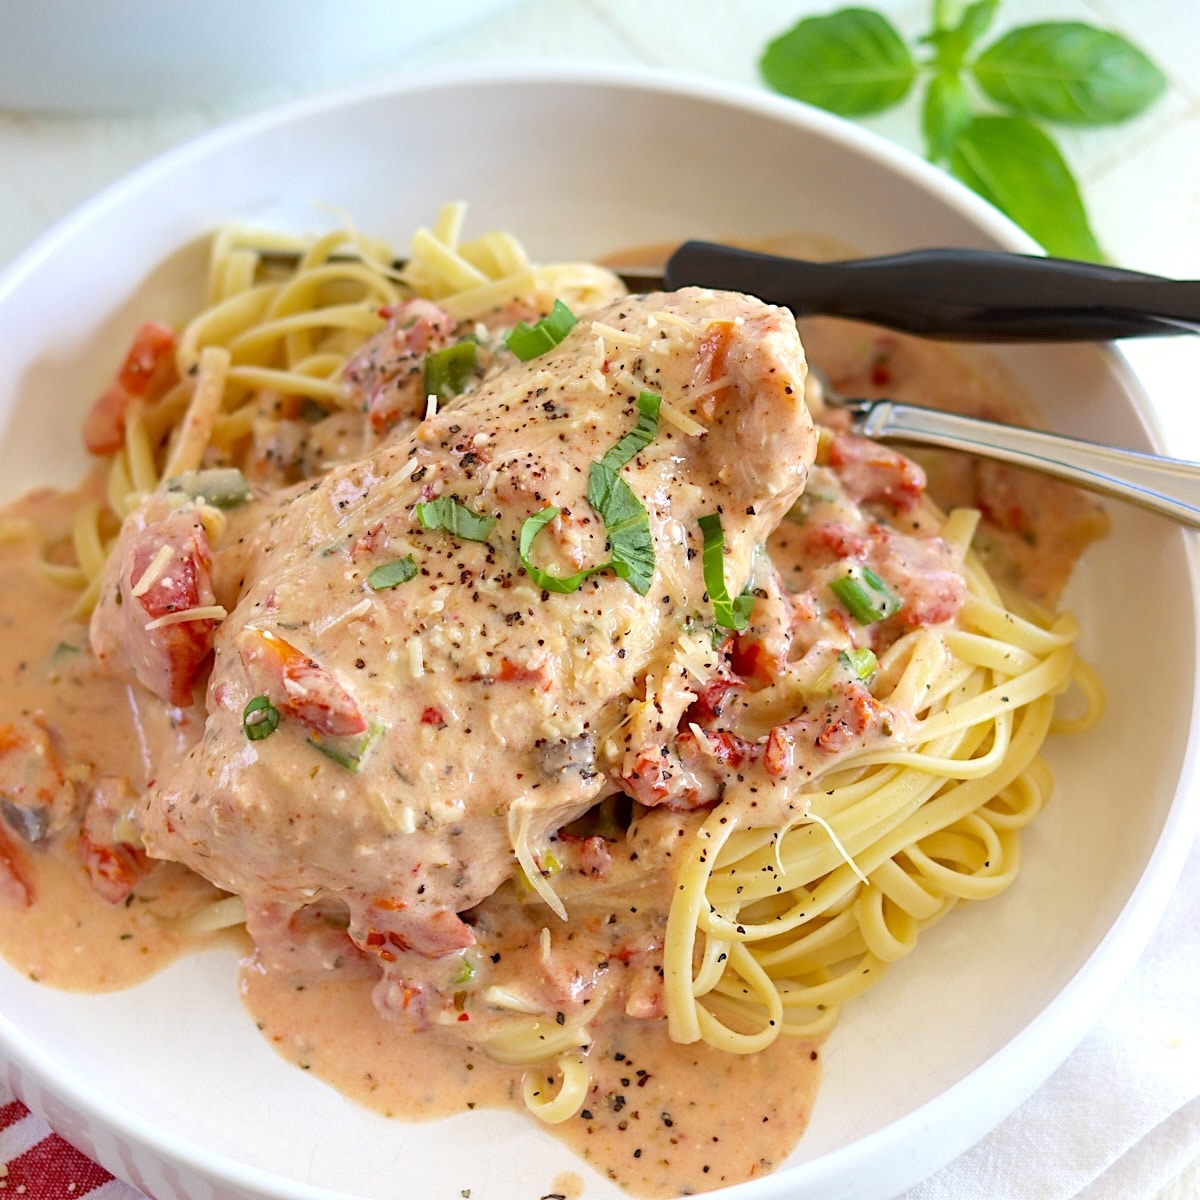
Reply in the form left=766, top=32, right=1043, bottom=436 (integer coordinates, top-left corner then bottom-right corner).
left=0, top=1088, right=144, bottom=1200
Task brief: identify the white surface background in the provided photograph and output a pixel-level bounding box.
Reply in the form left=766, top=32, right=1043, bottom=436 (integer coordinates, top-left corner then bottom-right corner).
left=1, top=2, right=1198, bottom=1198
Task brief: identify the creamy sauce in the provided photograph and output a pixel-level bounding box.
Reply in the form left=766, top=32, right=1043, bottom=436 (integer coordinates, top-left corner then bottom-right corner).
left=0, top=288, right=1105, bottom=1198
left=241, top=960, right=818, bottom=1197
left=0, top=482, right=226, bottom=987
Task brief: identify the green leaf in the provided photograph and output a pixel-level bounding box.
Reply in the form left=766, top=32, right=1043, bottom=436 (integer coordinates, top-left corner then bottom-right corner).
left=416, top=497, right=497, bottom=542
left=972, top=22, right=1166, bottom=125
left=517, top=506, right=602, bottom=594
left=424, top=340, right=477, bottom=403
left=948, top=115, right=1105, bottom=261
left=516, top=397, right=660, bottom=597
left=599, top=391, right=662, bottom=473
left=587, top=462, right=654, bottom=596
left=760, top=7, right=917, bottom=116
left=922, top=0, right=999, bottom=70
left=367, top=555, right=418, bottom=591
left=505, top=299, right=578, bottom=361
left=922, top=70, right=974, bottom=162
left=698, top=512, right=754, bottom=632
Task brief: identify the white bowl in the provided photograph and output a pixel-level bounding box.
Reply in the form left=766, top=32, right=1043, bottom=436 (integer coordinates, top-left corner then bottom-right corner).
left=1, top=63, right=1198, bottom=1200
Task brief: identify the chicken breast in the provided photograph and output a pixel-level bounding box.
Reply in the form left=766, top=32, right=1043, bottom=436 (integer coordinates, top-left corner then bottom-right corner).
left=106, top=288, right=815, bottom=956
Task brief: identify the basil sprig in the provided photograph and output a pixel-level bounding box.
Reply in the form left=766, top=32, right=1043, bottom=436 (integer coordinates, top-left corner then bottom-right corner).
left=519, top=391, right=660, bottom=596
left=759, top=2, right=1164, bottom=260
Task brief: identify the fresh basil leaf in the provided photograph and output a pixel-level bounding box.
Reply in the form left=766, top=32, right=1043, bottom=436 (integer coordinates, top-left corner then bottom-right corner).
left=921, top=0, right=999, bottom=70
left=922, top=70, right=974, bottom=163
left=587, top=461, right=654, bottom=596
left=424, top=340, right=477, bottom=403
left=760, top=7, right=916, bottom=116
left=599, top=391, right=662, bottom=473
left=367, top=555, right=418, bottom=590
left=505, top=299, right=578, bottom=361
left=972, top=22, right=1165, bottom=125
left=416, top=497, right=497, bottom=542
left=698, top=512, right=754, bottom=632
left=948, top=115, right=1105, bottom=261
left=517, top=506, right=603, bottom=594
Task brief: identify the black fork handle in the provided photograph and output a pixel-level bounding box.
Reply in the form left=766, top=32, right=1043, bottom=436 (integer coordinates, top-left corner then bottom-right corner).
left=663, top=242, right=1200, bottom=342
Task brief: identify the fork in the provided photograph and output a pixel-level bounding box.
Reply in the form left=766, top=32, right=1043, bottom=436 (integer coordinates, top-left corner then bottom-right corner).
left=810, top=368, right=1200, bottom=528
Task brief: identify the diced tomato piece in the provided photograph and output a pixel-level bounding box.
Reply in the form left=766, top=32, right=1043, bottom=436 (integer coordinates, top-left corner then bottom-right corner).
left=237, top=628, right=368, bottom=737
left=83, top=322, right=178, bottom=455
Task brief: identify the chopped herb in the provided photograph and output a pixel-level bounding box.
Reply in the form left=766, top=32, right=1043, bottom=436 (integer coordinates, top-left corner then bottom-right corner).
left=518, top=507, right=601, bottom=594
left=588, top=462, right=654, bottom=595
left=417, top=497, right=497, bottom=542
left=698, top=512, right=755, bottom=631
left=307, top=719, right=385, bottom=772
left=505, top=299, right=577, bottom=361
left=829, top=566, right=903, bottom=624
left=166, top=467, right=253, bottom=509
left=599, top=391, right=662, bottom=472
left=518, top=394, right=660, bottom=597
left=424, top=340, right=477, bottom=403
left=367, top=555, right=418, bottom=591
left=839, top=646, right=878, bottom=680
left=243, top=694, right=280, bottom=741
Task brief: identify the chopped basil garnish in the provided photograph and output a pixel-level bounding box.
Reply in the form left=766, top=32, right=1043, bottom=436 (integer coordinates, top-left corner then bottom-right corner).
left=518, top=392, right=661, bottom=597
left=424, top=340, right=477, bottom=403
left=587, top=461, right=655, bottom=595
left=505, top=299, right=578, bottom=361
left=367, top=555, right=418, bottom=591
left=698, top=512, right=755, bottom=631
left=829, top=566, right=903, bottom=624
left=243, top=694, right=280, bottom=741
left=599, top=391, right=663, bottom=472
left=416, top=497, right=497, bottom=542
left=518, top=507, right=601, bottom=594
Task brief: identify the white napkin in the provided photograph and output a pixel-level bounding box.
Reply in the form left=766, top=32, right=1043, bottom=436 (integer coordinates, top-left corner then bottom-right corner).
left=906, top=836, right=1200, bottom=1199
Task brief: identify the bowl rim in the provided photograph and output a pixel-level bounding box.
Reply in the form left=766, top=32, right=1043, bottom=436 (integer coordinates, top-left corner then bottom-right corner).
left=2, top=58, right=1199, bottom=1200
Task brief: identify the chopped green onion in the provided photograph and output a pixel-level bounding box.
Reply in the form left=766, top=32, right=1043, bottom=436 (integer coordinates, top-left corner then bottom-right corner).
left=505, top=299, right=578, bottom=361
left=416, top=497, right=497, bottom=542
left=367, top=555, right=418, bottom=591
left=424, top=340, right=477, bottom=403
left=698, top=512, right=755, bottom=631
left=165, top=467, right=253, bottom=509
left=829, top=566, right=903, bottom=624
left=243, top=694, right=280, bottom=741
left=838, top=647, right=879, bottom=681
left=599, top=391, right=662, bottom=472
left=453, top=956, right=476, bottom=986
left=307, top=719, right=385, bottom=772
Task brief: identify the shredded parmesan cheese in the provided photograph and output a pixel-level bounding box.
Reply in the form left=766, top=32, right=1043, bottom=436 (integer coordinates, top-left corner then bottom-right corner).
left=142, top=604, right=227, bottom=631
left=130, top=543, right=176, bottom=598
